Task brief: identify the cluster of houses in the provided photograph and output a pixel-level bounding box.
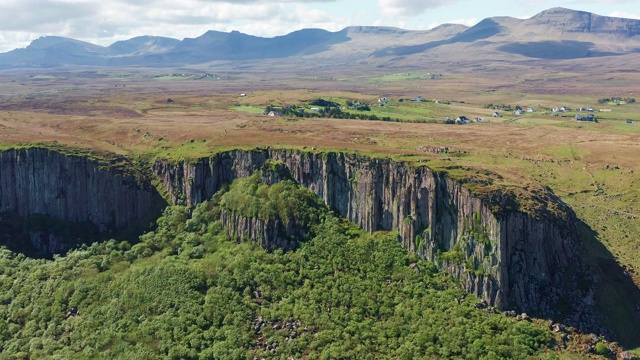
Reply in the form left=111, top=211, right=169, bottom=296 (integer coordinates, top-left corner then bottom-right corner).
left=512, top=107, right=536, bottom=115
left=488, top=105, right=536, bottom=116
left=445, top=116, right=490, bottom=124
left=262, top=96, right=624, bottom=125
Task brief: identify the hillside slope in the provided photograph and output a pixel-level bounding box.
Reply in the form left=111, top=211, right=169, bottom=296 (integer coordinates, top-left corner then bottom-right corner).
left=0, top=8, right=638, bottom=69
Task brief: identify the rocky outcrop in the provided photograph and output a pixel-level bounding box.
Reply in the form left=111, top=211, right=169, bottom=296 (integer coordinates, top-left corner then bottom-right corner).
left=153, top=149, right=580, bottom=317
left=0, top=148, right=164, bottom=233
left=220, top=210, right=306, bottom=251
left=527, top=8, right=640, bottom=38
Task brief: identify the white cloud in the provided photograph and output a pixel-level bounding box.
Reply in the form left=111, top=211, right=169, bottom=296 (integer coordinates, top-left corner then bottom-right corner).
left=218, top=5, right=348, bottom=37
left=378, top=0, right=452, bottom=17
left=608, top=11, right=640, bottom=19
left=0, top=0, right=351, bottom=52
left=0, top=0, right=98, bottom=32
left=203, top=0, right=335, bottom=2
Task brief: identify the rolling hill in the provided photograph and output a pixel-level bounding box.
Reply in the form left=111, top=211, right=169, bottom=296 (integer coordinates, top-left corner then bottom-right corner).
left=0, top=7, right=638, bottom=70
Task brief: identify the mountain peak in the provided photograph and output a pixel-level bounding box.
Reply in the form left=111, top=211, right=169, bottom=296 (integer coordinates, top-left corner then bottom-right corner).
left=527, top=7, right=640, bottom=37
left=529, top=7, right=592, bottom=23
left=28, top=36, right=99, bottom=50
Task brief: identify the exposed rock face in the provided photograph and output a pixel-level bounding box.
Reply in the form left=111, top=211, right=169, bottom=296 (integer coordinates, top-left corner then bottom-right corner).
left=0, top=148, right=164, bottom=233
left=153, top=149, right=580, bottom=316
left=527, top=8, right=640, bottom=38
left=220, top=210, right=306, bottom=251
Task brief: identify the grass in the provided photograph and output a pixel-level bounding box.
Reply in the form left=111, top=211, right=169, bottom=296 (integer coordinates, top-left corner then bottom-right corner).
left=231, top=105, right=265, bottom=113
left=366, top=72, right=442, bottom=83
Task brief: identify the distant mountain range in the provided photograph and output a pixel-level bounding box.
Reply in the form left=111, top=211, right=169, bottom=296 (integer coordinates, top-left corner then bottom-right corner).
left=1, top=7, right=639, bottom=70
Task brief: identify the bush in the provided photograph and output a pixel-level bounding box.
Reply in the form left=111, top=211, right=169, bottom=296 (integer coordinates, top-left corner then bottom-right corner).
left=595, top=342, right=609, bottom=355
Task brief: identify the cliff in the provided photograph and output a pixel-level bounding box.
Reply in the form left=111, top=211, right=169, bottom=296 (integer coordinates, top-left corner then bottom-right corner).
left=215, top=167, right=325, bottom=251
left=0, top=147, right=164, bottom=235
left=153, top=149, right=581, bottom=317
left=220, top=210, right=306, bottom=251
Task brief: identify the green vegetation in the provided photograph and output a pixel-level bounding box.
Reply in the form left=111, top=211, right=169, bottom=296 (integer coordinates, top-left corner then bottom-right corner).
left=233, top=105, right=265, bottom=113
left=259, top=97, right=443, bottom=123
left=0, top=178, right=569, bottom=359
left=263, top=103, right=395, bottom=121
left=598, top=97, right=636, bottom=105
left=218, top=172, right=325, bottom=225
left=470, top=211, right=491, bottom=246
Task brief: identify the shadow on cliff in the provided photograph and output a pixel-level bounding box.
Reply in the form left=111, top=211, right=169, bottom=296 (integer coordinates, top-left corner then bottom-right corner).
left=371, top=18, right=503, bottom=57
left=498, top=40, right=619, bottom=59
left=577, top=220, right=640, bottom=348
left=0, top=198, right=168, bottom=260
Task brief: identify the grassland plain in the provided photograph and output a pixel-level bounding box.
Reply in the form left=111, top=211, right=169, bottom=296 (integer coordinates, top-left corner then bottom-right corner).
left=0, top=70, right=639, bottom=354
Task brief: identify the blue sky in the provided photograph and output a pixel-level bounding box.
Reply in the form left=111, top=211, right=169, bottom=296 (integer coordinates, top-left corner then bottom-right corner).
left=0, top=0, right=638, bottom=52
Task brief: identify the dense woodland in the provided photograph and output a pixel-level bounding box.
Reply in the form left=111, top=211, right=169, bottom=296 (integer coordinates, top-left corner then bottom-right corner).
left=0, top=175, right=575, bottom=358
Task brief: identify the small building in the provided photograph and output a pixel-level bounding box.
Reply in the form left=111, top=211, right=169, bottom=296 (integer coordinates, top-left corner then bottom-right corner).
left=527, top=107, right=535, bottom=113
left=492, top=111, right=500, bottom=117
left=378, top=97, right=388, bottom=105
left=240, top=93, right=247, bottom=97
left=475, top=117, right=490, bottom=123
left=626, top=120, right=634, bottom=125
left=513, top=109, right=524, bottom=115
left=267, top=111, right=282, bottom=117
left=310, top=107, right=320, bottom=112
left=576, top=113, right=596, bottom=122
left=412, top=96, right=424, bottom=102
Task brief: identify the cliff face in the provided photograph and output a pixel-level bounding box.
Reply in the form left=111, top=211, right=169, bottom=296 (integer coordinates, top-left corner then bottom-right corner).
left=0, top=148, right=164, bottom=233
left=220, top=210, right=306, bottom=252
left=153, top=149, right=579, bottom=316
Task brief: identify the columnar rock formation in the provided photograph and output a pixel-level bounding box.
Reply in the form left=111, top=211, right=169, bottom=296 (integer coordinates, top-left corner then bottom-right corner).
left=0, top=148, right=163, bottom=233
left=153, top=149, right=580, bottom=316
left=220, top=209, right=307, bottom=252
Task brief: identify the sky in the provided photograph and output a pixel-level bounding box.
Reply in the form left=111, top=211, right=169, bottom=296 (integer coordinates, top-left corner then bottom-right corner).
left=0, top=0, right=639, bottom=52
